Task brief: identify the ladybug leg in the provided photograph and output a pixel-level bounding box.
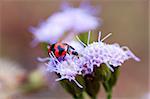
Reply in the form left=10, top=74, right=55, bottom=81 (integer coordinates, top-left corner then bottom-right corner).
left=62, top=55, right=66, bottom=61
left=67, top=51, right=71, bottom=55
left=64, top=43, right=75, bottom=51
left=68, top=45, right=75, bottom=50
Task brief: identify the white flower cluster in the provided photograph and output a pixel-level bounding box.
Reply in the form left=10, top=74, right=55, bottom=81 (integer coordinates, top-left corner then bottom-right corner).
left=30, top=3, right=100, bottom=45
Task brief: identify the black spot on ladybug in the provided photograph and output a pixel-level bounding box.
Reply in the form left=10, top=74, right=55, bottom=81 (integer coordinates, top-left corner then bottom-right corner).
left=48, top=43, right=79, bottom=59
left=50, top=44, right=55, bottom=52
left=57, top=45, right=65, bottom=55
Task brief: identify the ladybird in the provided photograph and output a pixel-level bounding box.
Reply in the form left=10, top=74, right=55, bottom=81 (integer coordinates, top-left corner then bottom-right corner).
left=48, top=42, right=79, bottom=58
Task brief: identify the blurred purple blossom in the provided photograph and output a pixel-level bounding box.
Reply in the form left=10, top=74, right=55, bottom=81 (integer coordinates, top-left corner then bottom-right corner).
left=30, top=2, right=100, bottom=45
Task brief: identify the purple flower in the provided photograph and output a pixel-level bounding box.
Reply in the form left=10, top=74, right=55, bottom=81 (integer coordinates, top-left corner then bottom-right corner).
left=30, top=3, right=100, bottom=45
left=38, top=31, right=140, bottom=88
left=40, top=53, right=83, bottom=88
left=76, top=31, right=140, bottom=73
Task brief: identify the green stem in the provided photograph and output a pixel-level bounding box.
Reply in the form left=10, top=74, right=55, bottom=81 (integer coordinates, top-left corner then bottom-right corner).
left=107, top=90, right=112, bottom=99
left=73, top=93, right=84, bottom=99
left=91, top=96, right=97, bottom=99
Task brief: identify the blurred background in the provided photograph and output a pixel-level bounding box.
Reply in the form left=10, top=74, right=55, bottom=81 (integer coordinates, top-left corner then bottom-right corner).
left=0, top=0, right=149, bottom=99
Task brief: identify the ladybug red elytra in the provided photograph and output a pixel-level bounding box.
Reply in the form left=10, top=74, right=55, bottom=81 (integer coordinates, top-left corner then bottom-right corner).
left=48, top=42, right=79, bottom=58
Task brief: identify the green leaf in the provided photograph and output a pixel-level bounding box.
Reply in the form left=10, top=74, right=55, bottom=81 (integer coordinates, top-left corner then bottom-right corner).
left=102, top=67, right=120, bottom=99
left=78, top=31, right=98, bottom=45
left=84, top=74, right=100, bottom=99
left=98, top=64, right=112, bottom=82
left=108, top=67, right=120, bottom=87
left=40, top=42, right=48, bottom=52
left=78, top=32, right=88, bottom=45
left=59, top=75, right=85, bottom=99
left=83, top=64, right=112, bottom=99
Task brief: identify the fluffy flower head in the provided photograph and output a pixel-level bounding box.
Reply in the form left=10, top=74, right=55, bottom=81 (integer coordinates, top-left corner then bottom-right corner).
left=44, top=53, right=83, bottom=88
left=76, top=31, right=140, bottom=73
left=38, top=31, right=140, bottom=88
left=30, top=3, right=100, bottom=45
